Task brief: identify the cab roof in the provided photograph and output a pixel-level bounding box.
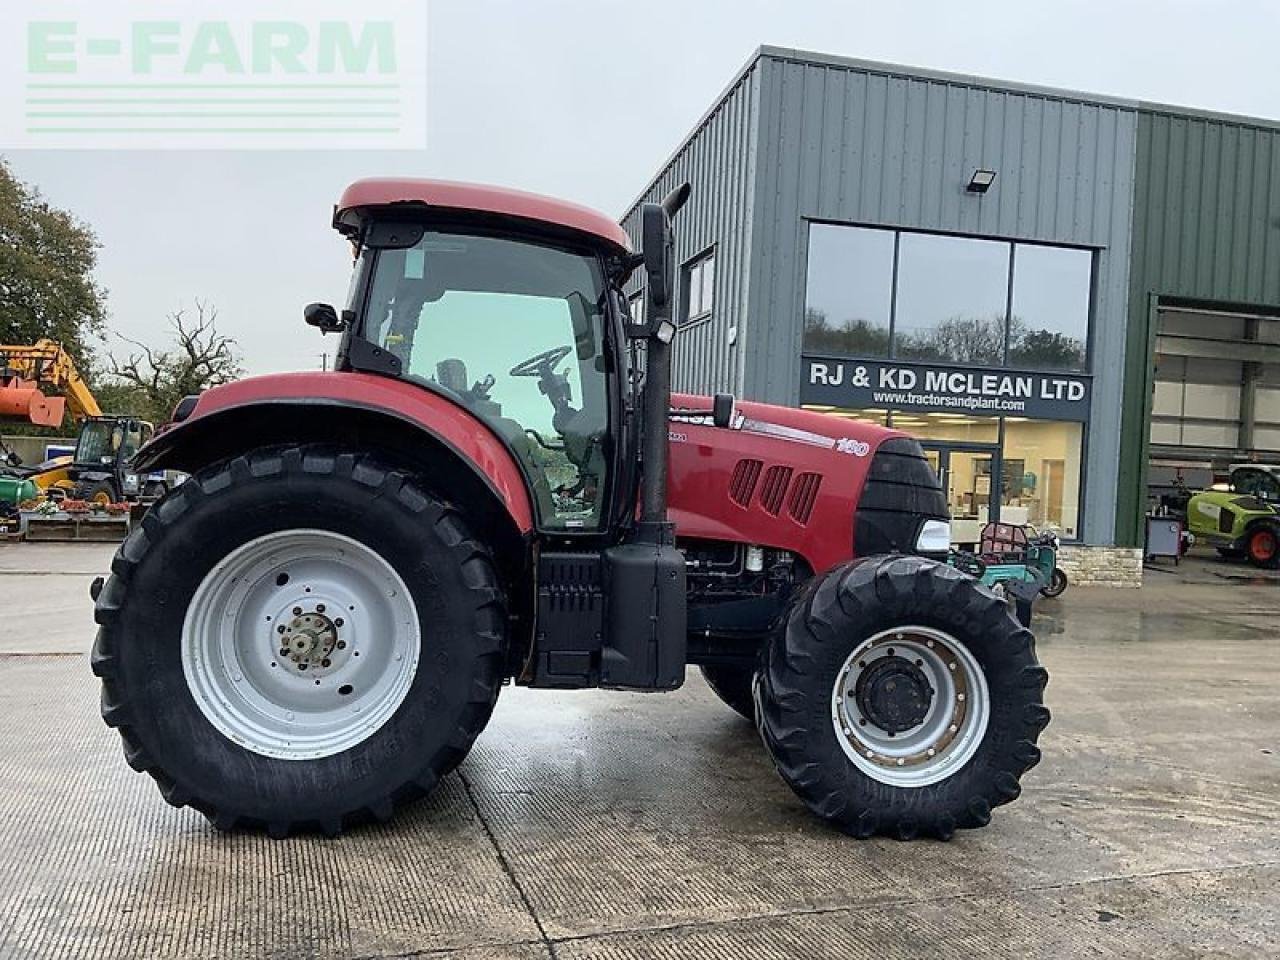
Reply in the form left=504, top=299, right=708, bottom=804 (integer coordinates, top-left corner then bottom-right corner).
left=335, top=178, right=632, bottom=253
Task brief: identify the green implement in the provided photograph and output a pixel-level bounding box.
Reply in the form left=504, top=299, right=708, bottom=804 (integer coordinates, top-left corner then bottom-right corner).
left=1186, top=466, right=1280, bottom=569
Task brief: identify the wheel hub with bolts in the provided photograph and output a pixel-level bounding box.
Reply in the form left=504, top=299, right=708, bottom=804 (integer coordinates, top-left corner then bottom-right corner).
left=831, top=625, right=990, bottom=787
left=278, top=608, right=341, bottom=671
left=854, top=656, right=934, bottom=734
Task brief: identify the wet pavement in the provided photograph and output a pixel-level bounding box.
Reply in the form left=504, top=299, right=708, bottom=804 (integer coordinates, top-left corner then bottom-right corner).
left=1, top=542, right=1277, bottom=959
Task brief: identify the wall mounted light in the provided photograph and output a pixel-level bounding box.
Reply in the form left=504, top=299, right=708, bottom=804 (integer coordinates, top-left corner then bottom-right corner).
left=967, top=169, right=997, bottom=194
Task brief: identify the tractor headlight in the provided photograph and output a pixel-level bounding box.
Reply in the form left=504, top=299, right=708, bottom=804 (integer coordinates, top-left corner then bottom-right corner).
left=915, top=519, right=952, bottom=553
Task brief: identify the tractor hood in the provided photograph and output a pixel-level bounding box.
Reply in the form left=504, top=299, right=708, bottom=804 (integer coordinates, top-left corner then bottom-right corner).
left=666, top=394, right=948, bottom=573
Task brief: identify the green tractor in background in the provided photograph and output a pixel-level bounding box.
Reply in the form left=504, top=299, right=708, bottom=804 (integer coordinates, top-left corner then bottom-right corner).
left=1186, top=465, right=1280, bottom=569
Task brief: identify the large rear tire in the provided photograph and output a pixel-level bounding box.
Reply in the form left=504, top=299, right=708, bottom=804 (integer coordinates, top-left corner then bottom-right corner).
left=699, top=664, right=755, bottom=721
left=91, top=446, right=507, bottom=837
left=755, top=555, right=1049, bottom=840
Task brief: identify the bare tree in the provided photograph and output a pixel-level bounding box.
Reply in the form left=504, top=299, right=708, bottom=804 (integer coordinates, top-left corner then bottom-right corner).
left=897, top=313, right=1006, bottom=366
left=105, top=301, right=243, bottom=422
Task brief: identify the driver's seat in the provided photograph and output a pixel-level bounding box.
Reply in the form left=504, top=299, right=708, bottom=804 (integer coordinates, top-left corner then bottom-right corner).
left=435, top=358, right=560, bottom=523
left=435, top=358, right=469, bottom=395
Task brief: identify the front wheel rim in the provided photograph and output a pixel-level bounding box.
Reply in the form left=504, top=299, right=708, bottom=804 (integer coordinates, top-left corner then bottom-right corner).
left=1251, top=531, right=1277, bottom=562
left=182, top=529, right=421, bottom=761
left=831, top=626, right=990, bottom=787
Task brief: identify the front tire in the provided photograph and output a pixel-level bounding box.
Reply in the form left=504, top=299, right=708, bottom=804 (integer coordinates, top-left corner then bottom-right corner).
left=1246, top=526, right=1280, bottom=569
left=755, top=555, right=1049, bottom=840
left=77, top=479, right=117, bottom=505
left=91, top=446, right=507, bottom=837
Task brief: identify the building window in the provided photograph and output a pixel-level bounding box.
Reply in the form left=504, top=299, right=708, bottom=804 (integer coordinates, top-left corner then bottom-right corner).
left=895, top=233, right=1010, bottom=366
left=803, top=408, right=1085, bottom=540
left=1001, top=419, right=1084, bottom=538
left=803, top=224, right=893, bottom=358
left=801, top=222, right=1093, bottom=372
left=1009, top=244, right=1091, bottom=371
left=682, top=251, right=715, bottom=323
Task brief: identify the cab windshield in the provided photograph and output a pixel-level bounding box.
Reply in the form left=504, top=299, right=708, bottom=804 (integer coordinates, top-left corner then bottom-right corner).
left=361, top=229, right=611, bottom=530
left=75, top=420, right=148, bottom=466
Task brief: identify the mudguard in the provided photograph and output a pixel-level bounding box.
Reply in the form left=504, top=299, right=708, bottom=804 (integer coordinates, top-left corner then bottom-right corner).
left=135, top=372, right=535, bottom=534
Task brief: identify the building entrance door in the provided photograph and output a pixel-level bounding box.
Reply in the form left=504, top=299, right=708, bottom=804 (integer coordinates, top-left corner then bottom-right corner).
left=922, top=441, right=1002, bottom=546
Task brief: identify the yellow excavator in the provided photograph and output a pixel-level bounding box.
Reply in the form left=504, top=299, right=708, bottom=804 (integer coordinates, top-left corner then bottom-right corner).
left=0, top=340, right=165, bottom=506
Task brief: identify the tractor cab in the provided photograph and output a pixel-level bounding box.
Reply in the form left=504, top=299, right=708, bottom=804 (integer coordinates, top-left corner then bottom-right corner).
left=75, top=417, right=151, bottom=471
left=314, top=180, right=648, bottom=538
left=1228, top=464, right=1280, bottom=502
left=68, top=416, right=155, bottom=504
left=349, top=226, right=617, bottom=530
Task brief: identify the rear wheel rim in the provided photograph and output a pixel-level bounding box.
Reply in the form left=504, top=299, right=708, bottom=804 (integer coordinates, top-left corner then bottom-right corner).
left=1250, top=530, right=1277, bottom=562
left=182, top=529, right=421, bottom=761
left=831, top=626, right=990, bottom=787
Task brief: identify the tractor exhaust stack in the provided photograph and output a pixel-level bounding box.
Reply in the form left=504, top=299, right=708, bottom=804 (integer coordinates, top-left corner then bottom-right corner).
left=635, top=183, right=691, bottom=542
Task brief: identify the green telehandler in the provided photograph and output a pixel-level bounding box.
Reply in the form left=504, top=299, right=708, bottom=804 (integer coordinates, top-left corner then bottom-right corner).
left=1186, top=465, right=1280, bottom=569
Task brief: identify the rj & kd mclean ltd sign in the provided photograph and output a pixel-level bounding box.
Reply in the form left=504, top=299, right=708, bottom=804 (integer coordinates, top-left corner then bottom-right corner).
left=801, top=357, right=1091, bottom=422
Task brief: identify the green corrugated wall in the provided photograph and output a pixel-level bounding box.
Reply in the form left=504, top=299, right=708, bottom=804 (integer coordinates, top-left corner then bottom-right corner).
left=1117, top=109, right=1280, bottom=545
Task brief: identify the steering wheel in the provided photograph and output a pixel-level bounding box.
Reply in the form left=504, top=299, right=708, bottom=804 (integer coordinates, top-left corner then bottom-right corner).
left=525, top=428, right=564, bottom=451
left=509, top=344, right=572, bottom=378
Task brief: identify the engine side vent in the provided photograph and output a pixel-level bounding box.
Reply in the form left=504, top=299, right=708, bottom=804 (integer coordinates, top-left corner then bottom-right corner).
left=786, top=472, right=823, bottom=525
left=729, top=458, right=763, bottom=507
left=1218, top=506, right=1235, bottom=534
left=759, top=465, right=794, bottom=516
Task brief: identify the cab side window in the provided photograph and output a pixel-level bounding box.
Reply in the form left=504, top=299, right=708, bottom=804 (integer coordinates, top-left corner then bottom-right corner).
left=364, top=232, right=611, bottom=531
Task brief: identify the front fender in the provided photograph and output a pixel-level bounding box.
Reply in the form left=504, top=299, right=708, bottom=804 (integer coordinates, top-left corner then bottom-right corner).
left=136, top=372, right=535, bottom=534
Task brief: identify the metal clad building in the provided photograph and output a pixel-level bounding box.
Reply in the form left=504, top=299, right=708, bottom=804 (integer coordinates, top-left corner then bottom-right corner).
left=1118, top=111, right=1280, bottom=545
left=626, top=46, right=1280, bottom=562
left=622, top=63, right=762, bottom=395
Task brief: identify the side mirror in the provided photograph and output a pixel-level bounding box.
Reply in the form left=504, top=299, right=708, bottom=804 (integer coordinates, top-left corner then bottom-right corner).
left=304, top=302, right=345, bottom=334
left=712, top=393, right=736, bottom=429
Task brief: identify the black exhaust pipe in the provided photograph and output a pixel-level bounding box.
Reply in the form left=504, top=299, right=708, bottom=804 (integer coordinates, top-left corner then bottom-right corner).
left=636, top=183, right=690, bottom=541
left=603, top=184, right=692, bottom=689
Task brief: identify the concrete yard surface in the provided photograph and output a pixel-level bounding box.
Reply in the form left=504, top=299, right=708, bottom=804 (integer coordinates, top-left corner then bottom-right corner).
left=0, top=541, right=1277, bottom=959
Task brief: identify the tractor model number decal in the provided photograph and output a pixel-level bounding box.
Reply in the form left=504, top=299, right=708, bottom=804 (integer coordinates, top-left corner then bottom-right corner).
left=668, top=430, right=688, bottom=443
left=835, top=438, right=871, bottom=457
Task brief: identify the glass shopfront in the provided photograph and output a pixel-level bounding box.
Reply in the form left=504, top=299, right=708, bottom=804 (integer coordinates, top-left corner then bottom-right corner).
left=802, top=408, right=1086, bottom=541
left=803, top=223, right=1093, bottom=372
left=801, top=222, right=1093, bottom=541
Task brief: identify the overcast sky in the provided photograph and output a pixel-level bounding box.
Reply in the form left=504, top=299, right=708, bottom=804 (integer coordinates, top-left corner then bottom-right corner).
left=7, top=0, right=1280, bottom=376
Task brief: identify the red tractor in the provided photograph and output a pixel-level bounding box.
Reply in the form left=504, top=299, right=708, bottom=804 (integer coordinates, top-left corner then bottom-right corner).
left=91, top=179, right=1048, bottom=840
